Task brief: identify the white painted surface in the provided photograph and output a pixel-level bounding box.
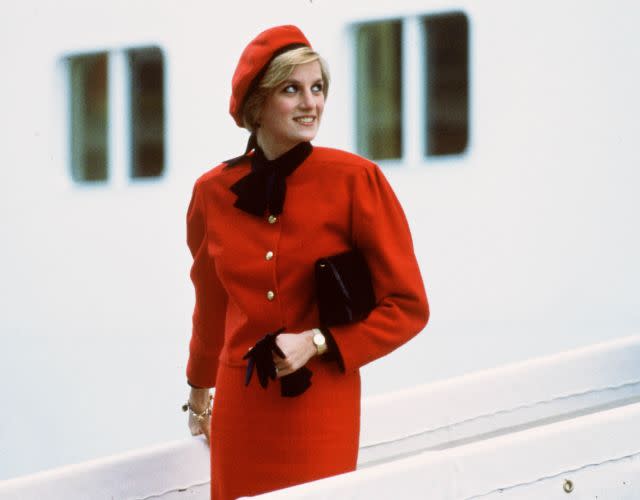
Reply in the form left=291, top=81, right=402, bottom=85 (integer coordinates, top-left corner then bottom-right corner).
left=1, top=0, right=640, bottom=481
left=359, top=334, right=640, bottom=465
left=2, top=336, right=639, bottom=499
left=0, top=439, right=210, bottom=500
left=251, top=402, right=640, bottom=499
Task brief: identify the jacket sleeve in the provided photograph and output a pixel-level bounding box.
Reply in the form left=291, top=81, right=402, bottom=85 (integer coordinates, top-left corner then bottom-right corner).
left=326, top=163, right=429, bottom=373
left=185, top=180, right=228, bottom=388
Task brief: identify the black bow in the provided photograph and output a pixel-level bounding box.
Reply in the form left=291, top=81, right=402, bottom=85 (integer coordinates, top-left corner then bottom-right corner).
left=243, top=328, right=313, bottom=397
left=229, top=141, right=312, bottom=217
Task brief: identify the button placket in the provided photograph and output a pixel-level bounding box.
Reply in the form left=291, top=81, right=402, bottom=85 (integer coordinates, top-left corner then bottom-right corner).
left=265, top=214, right=280, bottom=304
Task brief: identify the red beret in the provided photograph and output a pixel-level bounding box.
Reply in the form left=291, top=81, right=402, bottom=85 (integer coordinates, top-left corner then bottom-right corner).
left=229, top=25, right=312, bottom=127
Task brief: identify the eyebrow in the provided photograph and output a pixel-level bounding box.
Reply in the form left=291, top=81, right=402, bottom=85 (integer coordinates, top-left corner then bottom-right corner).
left=282, top=78, right=323, bottom=86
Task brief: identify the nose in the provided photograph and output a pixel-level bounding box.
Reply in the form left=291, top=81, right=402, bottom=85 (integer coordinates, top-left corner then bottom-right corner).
left=299, top=87, right=314, bottom=109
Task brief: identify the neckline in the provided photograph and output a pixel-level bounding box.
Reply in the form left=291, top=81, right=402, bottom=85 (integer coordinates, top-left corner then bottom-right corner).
left=251, top=142, right=312, bottom=173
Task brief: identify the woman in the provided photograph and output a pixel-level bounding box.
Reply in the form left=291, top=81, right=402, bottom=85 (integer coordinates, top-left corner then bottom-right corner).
left=183, top=25, right=429, bottom=500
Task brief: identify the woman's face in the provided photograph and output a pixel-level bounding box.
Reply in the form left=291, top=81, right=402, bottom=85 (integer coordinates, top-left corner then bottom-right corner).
left=257, top=60, right=325, bottom=158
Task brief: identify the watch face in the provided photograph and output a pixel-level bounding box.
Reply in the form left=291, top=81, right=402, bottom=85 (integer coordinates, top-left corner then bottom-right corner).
left=313, top=332, right=327, bottom=354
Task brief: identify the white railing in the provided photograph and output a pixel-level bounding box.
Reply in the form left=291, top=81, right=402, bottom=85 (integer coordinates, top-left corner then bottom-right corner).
left=358, top=334, right=640, bottom=466
left=2, top=335, right=639, bottom=499
left=252, top=399, right=640, bottom=499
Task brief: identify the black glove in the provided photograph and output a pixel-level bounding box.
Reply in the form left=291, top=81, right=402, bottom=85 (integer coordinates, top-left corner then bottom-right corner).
left=243, top=328, right=285, bottom=389
left=242, top=327, right=313, bottom=397
left=280, top=367, right=312, bottom=397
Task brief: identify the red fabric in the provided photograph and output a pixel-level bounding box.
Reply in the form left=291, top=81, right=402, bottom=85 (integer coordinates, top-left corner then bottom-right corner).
left=229, top=25, right=311, bottom=127
left=186, top=146, right=429, bottom=498
left=211, top=359, right=360, bottom=500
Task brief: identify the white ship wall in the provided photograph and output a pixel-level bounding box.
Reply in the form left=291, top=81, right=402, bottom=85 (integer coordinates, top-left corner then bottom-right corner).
left=1, top=0, right=639, bottom=481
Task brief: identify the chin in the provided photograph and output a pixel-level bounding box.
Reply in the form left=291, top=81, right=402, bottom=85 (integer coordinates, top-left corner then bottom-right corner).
left=293, top=130, right=318, bottom=143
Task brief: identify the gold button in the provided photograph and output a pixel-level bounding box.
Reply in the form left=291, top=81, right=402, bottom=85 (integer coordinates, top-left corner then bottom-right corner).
left=266, top=290, right=275, bottom=301
left=268, top=215, right=278, bottom=224
left=265, top=251, right=274, bottom=261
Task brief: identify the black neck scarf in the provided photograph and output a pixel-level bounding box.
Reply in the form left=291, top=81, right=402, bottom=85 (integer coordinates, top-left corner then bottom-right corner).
left=229, top=140, right=312, bottom=217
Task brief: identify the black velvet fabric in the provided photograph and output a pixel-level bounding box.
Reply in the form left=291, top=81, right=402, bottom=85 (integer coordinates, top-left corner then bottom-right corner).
left=280, top=367, right=313, bottom=397
left=187, top=380, right=207, bottom=389
left=318, top=327, right=345, bottom=373
left=229, top=141, right=312, bottom=216
left=315, top=249, right=376, bottom=326
left=243, top=328, right=313, bottom=397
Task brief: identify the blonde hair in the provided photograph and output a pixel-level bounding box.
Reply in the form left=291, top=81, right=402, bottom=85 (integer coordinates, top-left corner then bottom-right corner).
left=242, top=47, right=330, bottom=132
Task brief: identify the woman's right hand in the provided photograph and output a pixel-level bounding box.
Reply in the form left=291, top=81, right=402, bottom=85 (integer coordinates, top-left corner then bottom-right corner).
left=187, top=388, right=212, bottom=444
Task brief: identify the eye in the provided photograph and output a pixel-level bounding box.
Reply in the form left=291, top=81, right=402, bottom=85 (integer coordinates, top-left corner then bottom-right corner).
left=312, top=82, right=323, bottom=93
left=282, top=84, right=298, bottom=94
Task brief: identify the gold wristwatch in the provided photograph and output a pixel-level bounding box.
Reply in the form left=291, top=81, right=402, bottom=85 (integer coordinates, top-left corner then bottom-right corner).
left=311, top=328, right=327, bottom=355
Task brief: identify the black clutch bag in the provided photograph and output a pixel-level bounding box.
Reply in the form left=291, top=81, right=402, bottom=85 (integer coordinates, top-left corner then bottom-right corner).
left=315, top=249, right=376, bottom=326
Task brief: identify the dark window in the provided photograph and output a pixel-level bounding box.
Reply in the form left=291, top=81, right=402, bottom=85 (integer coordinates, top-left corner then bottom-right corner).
left=70, top=53, right=108, bottom=181
left=423, top=13, right=469, bottom=156
left=67, top=47, right=166, bottom=183
left=129, top=48, right=165, bottom=178
left=355, top=21, right=403, bottom=160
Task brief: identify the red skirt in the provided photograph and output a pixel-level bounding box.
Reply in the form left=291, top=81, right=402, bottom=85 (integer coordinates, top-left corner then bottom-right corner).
left=210, top=357, right=361, bottom=500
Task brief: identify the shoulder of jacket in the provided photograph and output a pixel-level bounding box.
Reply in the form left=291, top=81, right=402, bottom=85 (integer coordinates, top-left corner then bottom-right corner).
left=311, top=146, right=378, bottom=173
left=193, top=156, right=250, bottom=190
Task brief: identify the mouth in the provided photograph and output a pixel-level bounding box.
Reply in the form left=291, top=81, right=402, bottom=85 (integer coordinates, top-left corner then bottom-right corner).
left=294, top=116, right=316, bottom=125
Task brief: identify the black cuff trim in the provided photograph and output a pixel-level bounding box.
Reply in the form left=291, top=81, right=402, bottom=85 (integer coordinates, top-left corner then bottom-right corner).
left=319, top=327, right=345, bottom=373
left=187, top=380, right=209, bottom=389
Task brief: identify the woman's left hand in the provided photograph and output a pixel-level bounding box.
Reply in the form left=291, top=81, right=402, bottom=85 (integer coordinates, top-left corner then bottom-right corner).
left=273, top=331, right=316, bottom=377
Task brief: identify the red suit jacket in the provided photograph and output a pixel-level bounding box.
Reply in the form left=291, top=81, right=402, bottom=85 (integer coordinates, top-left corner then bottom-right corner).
left=186, top=146, right=428, bottom=388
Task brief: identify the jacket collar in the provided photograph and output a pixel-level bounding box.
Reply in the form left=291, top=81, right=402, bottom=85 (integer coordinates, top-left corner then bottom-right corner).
left=228, top=141, right=312, bottom=217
